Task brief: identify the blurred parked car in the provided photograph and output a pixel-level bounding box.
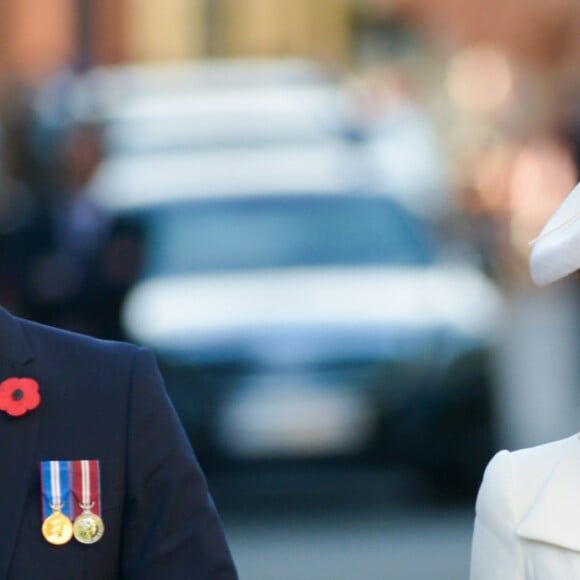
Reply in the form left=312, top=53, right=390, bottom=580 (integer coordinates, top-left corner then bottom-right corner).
left=89, top=143, right=503, bottom=491
left=33, top=58, right=341, bottom=154
left=101, top=85, right=352, bottom=156
left=88, top=141, right=362, bottom=209
left=79, top=58, right=337, bottom=113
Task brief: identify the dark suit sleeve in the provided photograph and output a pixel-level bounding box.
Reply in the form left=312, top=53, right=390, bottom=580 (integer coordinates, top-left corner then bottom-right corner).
left=120, top=347, right=238, bottom=579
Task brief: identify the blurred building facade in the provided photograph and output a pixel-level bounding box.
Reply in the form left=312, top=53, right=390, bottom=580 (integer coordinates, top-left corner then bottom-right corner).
left=365, top=0, right=580, bottom=72
left=2, top=0, right=579, bottom=78
left=0, top=0, right=351, bottom=84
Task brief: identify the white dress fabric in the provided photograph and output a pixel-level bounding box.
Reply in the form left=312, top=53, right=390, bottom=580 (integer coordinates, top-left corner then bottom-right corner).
left=471, top=434, right=580, bottom=579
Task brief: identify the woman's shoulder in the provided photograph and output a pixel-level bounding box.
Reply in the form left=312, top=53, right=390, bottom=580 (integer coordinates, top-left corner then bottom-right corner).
left=481, top=434, right=578, bottom=498
left=483, top=432, right=575, bottom=475
left=508, top=433, right=579, bottom=477
left=476, top=434, right=580, bottom=540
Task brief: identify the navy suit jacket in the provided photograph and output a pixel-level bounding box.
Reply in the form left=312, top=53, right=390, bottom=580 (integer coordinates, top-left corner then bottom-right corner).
left=0, top=306, right=238, bottom=579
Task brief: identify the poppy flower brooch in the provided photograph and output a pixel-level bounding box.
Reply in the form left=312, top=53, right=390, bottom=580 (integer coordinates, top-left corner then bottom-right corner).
left=0, top=378, right=41, bottom=417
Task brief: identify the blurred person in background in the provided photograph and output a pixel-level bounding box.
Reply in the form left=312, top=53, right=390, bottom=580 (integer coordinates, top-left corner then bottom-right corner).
left=470, top=181, right=580, bottom=579
left=0, top=124, right=37, bottom=313
left=353, top=68, right=452, bottom=223
left=14, top=122, right=134, bottom=339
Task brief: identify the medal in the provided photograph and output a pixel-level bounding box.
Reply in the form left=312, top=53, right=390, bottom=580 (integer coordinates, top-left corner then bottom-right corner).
left=73, top=508, right=105, bottom=544
left=42, top=504, right=74, bottom=545
left=40, top=461, right=74, bottom=546
left=72, top=460, right=104, bottom=544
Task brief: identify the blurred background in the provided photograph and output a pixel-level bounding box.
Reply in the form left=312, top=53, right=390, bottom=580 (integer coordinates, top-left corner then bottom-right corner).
left=1, top=1, right=580, bottom=578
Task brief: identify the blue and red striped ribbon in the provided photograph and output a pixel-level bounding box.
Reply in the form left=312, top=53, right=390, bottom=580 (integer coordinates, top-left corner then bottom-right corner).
left=40, top=460, right=101, bottom=521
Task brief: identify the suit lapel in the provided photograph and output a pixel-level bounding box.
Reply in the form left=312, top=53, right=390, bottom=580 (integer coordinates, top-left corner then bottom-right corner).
left=0, top=307, right=41, bottom=580
left=517, top=435, right=580, bottom=552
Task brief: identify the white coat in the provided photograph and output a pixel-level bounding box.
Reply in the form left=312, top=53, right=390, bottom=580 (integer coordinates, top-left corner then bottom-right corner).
left=470, top=433, right=580, bottom=579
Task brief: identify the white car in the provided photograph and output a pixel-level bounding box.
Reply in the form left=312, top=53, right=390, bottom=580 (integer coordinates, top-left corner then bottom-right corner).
left=88, top=141, right=362, bottom=211
left=101, top=85, right=352, bottom=156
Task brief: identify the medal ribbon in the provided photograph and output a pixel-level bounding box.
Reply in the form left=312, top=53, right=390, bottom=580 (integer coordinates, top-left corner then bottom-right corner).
left=72, top=460, right=101, bottom=519
left=40, top=461, right=74, bottom=521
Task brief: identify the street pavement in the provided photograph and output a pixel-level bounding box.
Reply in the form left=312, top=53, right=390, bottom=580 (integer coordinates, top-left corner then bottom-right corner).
left=210, top=466, right=475, bottom=580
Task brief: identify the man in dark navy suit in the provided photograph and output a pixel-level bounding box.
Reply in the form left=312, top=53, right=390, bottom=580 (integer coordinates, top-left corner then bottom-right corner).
left=0, top=305, right=238, bottom=579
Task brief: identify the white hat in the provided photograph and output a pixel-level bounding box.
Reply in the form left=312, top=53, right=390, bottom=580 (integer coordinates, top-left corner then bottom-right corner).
left=529, top=182, right=580, bottom=285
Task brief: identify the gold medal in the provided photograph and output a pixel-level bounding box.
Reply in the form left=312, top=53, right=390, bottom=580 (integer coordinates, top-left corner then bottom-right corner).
left=42, top=507, right=73, bottom=546
left=73, top=509, right=105, bottom=544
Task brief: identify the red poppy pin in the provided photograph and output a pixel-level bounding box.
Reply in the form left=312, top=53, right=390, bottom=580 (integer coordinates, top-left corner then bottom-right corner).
left=0, top=378, right=41, bottom=417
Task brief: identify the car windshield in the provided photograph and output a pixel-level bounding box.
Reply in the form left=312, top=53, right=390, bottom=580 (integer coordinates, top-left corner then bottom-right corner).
left=139, top=194, right=434, bottom=277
